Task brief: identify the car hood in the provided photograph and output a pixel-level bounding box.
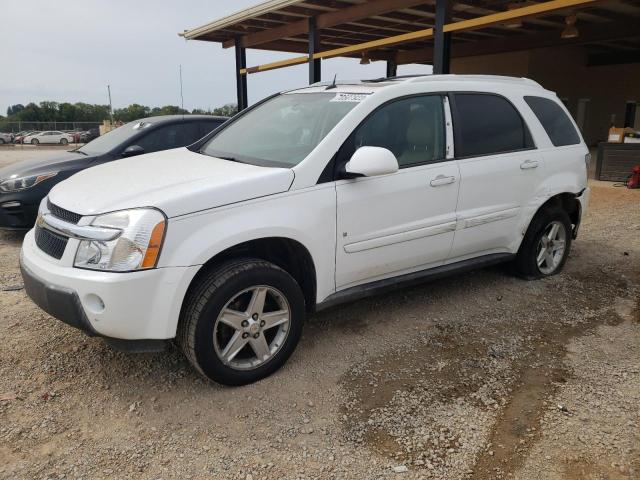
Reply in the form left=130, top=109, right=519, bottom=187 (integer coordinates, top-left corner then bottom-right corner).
left=48, top=148, right=295, bottom=218
left=0, top=151, right=93, bottom=180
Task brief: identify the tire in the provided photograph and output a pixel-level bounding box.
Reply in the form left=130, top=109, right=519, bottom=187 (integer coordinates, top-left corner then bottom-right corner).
left=0, top=138, right=4, bottom=144
left=31, top=139, right=39, bottom=145
left=60, top=138, right=68, bottom=145
left=513, top=206, right=572, bottom=280
left=178, top=258, right=305, bottom=386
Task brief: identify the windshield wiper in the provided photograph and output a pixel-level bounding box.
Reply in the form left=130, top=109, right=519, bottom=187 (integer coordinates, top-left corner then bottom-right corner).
left=71, top=148, right=87, bottom=155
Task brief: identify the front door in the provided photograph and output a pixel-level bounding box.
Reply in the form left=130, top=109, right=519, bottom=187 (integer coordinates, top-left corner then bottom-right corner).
left=335, top=94, right=460, bottom=290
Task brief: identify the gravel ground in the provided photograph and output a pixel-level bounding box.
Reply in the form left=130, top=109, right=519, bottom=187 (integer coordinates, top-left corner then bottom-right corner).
left=0, top=147, right=638, bottom=480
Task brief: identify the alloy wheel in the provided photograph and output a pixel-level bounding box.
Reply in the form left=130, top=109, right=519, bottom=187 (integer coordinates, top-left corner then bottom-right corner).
left=213, top=285, right=291, bottom=370
left=536, top=220, right=567, bottom=275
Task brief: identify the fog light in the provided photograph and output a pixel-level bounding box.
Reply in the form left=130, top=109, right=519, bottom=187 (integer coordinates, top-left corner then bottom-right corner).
left=84, top=294, right=105, bottom=314
left=1, top=201, right=21, bottom=209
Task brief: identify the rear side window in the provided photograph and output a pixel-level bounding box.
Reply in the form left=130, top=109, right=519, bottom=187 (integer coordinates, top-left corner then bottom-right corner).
left=451, top=93, right=534, bottom=158
left=524, top=96, right=581, bottom=147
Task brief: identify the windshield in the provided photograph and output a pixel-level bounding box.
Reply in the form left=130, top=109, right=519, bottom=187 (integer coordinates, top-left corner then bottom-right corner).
left=200, top=92, right=366, bottom=167
left=78, top=120, right=152, bottom=155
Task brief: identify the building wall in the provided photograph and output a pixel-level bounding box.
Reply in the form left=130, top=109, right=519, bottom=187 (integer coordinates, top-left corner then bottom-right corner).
left=451, top=47, right=640, bottom=146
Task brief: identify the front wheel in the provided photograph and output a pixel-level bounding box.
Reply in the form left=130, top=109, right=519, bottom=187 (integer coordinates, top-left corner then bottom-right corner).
left=178, top=258, right=305, bottom=386
left=60, top=138, right=68, bottom=145
left=31, top=139, right=39, bottom=145
left=514, top=206, right=572, bottom=279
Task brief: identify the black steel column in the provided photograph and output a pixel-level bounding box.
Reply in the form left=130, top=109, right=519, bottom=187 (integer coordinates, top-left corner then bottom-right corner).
left=386, top=59, right=397, bottom=78
left=433, top=0, right=452, bottom=74
left=235, top=37, right=248, bottom=111
left=308, top=17, right=321, bottom=84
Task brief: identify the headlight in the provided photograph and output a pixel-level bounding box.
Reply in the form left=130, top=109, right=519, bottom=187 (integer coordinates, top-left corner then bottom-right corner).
left=0, top=172, right=57, bottom=192
left=74, top=208, right=166, bottom=272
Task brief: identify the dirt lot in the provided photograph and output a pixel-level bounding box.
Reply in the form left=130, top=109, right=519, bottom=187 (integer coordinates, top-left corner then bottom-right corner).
left=1, top=146, right=639, bottom=480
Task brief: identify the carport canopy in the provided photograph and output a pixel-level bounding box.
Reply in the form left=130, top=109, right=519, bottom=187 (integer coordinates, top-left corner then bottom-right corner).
left=180, top=0, right=640, bottom=110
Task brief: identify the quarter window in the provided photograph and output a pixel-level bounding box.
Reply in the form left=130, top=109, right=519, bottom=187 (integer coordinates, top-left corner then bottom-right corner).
left=451, top=93, right=534, bottom=157
left=524, top=96, right=581, bottom=147
left=351, top=95, right=446, bottom=168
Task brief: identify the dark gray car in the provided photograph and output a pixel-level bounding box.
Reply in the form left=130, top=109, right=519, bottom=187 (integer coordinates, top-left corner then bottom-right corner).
left=0, top=115, right=227, bottom=229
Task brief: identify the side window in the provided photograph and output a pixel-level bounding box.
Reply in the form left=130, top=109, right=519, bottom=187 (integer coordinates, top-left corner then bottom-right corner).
left=451, top=93, right=534, bottom=158
left=524, top=96, right=581, bottom=147
left=135, top=123, right=199, bottom=153
left=199, top=120, right=223, bottom=138
left=351, top=95, right=446, bottom=168
left=179, top=122, right=201, bottom=145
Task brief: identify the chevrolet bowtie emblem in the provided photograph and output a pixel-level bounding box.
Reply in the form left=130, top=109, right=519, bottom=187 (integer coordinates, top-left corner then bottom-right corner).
left=36, top=214, right=45, bottom=228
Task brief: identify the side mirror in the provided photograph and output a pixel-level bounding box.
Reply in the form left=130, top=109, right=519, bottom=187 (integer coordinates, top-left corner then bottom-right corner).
left=122, top=145, right=145, bottom=158
left=343, top=146, right=399, bottom=178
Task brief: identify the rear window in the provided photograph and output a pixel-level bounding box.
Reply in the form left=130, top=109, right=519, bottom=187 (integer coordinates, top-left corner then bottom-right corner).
left=524, top=96, right=581, bottom=147
left=451, top=93, right=534, bottom=158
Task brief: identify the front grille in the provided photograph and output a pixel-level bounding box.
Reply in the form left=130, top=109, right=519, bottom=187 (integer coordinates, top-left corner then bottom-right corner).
left=47, top=199, right=82, bottom=224
left=35, top=225, right=68, bottom=260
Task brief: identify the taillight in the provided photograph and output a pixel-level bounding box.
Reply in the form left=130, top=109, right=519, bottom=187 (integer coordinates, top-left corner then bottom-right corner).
left=584, top=152, right=591, bottom=168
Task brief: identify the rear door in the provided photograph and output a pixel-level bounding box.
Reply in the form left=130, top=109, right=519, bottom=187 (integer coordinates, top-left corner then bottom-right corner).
left=448, top=92, right=544, bottom=261
left=335, top=94, right=460, bottom=289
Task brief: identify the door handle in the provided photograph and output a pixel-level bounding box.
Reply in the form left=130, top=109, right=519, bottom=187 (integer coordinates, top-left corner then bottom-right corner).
left=520, top=159, right=539, bottom=170
left=430, top=175, right=456, bottom=187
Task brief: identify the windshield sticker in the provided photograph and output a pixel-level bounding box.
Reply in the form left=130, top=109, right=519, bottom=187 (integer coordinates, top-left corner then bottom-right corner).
left=330, top=93, right=369, bottom=103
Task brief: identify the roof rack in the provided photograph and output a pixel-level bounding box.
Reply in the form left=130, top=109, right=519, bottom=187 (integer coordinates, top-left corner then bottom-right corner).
left=364, top=74, right=430, bottom=83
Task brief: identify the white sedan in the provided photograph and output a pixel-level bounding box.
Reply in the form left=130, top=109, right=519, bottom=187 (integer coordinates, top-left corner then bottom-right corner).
left=23, top=131, right=74, bottom=145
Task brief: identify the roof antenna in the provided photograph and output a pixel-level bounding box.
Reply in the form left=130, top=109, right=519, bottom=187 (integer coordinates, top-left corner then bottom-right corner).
left=325, top=73, right=338, bottom=90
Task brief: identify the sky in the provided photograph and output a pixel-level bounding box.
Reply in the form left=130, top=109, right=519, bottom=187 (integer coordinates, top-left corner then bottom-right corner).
left=0, top=0, right=432, bottom=115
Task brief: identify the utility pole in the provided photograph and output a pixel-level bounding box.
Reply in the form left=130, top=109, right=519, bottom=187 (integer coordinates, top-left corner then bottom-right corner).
left=179, top=65, right=185, bottom=112
left=107, top=85, right=114, bottom=124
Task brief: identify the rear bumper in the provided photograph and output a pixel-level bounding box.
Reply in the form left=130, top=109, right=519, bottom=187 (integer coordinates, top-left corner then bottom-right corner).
left=573, top=187, right=590, bottom=239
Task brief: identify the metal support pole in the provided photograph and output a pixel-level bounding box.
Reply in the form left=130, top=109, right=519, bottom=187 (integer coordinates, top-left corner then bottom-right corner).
left=235, top=37, right=248, bottom=111
left=433, top=0, right=452, bottom=74
left=308, top=17, right=321, bottom=84
left=386, top=59, right=397, bottom=78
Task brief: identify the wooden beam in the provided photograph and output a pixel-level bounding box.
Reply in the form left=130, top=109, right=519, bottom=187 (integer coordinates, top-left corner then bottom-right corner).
left=222, top=0, right=430, bottom=48
left=240, top=0, right=608, bottom=74
left=395, top=20, right=640, bottom=64
left=241, top=55, right=308, bottom=74
left=443, top=0, right=605, bottom=33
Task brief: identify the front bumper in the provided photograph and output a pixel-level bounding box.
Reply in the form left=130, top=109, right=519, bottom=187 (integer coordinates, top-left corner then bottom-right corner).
left=20, top=229, right=200, bottom=344
left=0, top=200, right=38, bottom=230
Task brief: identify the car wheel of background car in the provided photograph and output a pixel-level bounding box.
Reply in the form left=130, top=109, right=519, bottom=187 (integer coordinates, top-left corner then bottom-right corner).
left=514, top=206, right=572, bottom=280
left=178, top=258, right=305, bottom=386
left=0, top=138, right=4, bottom=144
left=60, top=138, right=68, bottom=145
left=31, top=139, right=39, bottom=145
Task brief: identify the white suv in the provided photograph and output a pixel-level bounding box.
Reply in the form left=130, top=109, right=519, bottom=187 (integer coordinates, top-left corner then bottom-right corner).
left=20, top=75, right=589, bottom=385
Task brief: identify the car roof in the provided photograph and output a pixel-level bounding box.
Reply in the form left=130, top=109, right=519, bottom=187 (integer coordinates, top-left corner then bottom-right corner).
left=290, top=74, right=547, bottom=95
left=136, top=114, right=228, bottom=124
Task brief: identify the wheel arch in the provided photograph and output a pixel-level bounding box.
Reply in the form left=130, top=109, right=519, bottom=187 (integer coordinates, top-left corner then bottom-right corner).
left=520, top=191, right=582, bottom=250
left=536, top=192, right=582, bottom=230
left=181, top=236, right=318, bottom=317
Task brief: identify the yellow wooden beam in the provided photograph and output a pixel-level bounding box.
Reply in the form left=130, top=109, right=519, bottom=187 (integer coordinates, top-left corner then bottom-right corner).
left=313, top=28, right=435, bottom=61
left=240, top=0, right=603, bottom=75
left=240, top=55, right=308, bottom=75
left=444, top=0, right=601, bottom=33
